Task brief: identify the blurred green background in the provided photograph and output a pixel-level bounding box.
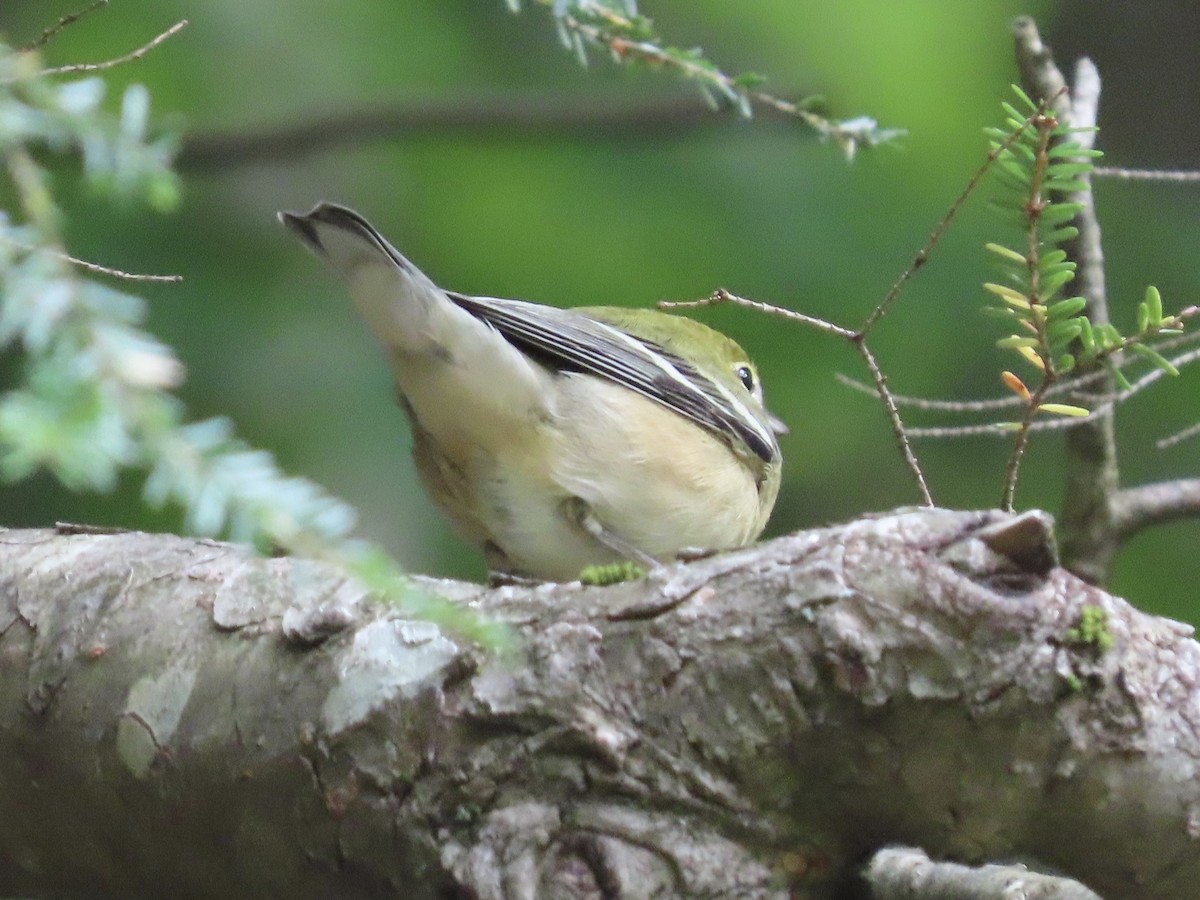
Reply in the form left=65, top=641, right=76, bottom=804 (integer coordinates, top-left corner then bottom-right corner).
left=1, top=1, right=1198, bottom=618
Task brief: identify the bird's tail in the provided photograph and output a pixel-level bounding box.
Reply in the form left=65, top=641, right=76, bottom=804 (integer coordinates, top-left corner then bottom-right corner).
left=279, top=202, right=551, bottom=430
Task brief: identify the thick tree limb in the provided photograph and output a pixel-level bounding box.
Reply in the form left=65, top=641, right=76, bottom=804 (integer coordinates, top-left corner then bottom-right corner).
left=1, top=508, right=1198, bottom=898
left=1113, top=478, right=1200, bottom=541
left=865, top=847, right=1103, bottom=900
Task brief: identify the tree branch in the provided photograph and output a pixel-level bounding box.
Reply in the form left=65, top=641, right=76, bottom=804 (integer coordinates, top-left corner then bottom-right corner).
left=19, top=0, right=108, bottom=52
left=177, top=93, right=799, bottom=171
left=1113, top=478, right=1200, bottom=541
left=33, top=19, right=188, bottom=77
left=2, top=509, right=1199, bottom=898
left=0, top=235, right=182, bottom=283
left=866, top=846, right=1103, bottom=900
left=1094, top=167, right=1200, bottom=182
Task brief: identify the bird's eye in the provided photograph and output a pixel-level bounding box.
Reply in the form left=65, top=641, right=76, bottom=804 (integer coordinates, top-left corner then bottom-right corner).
left=735, top=364, right=755, bottom=393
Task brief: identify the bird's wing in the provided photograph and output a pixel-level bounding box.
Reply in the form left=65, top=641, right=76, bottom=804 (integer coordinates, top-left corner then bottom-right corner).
left=447, top=293, right=777, bottom=463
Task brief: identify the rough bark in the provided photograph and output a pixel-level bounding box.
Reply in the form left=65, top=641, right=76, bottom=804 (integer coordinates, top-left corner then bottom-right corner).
left=1, top=508, right=1198, bottom=899
left=865, top=847, right=1103, bottom=900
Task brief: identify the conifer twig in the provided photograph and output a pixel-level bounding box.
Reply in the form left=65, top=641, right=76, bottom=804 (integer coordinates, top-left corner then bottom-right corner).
left=35, top=19, right=188, bottom=77
left=1014, top=17, right=1118, bottom=583
left=20, top=0, right=109, bottom=52
left=0, top=237, right=182, bottom=283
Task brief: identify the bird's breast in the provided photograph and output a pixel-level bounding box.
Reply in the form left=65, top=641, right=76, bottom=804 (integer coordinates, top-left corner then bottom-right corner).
left=549, top=375, right=769, bottom=557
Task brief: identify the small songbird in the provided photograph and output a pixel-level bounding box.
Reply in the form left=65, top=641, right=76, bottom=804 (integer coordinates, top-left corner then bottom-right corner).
left=279, top=203, right=785, bottom=581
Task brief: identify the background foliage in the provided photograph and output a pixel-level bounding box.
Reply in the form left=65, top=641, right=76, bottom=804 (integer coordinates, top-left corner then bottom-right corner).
left=0, top=0, right=1197, bottom=618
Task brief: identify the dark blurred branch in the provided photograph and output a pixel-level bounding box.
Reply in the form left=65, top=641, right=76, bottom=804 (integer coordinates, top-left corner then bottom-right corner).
left=1113, top=479, right=1200, bottom=541
left=178, top=92, right=798, bottom=172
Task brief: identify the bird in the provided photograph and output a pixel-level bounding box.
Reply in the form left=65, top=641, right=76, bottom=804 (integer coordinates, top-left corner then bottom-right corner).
left=279, top=203, right=785, bottom=581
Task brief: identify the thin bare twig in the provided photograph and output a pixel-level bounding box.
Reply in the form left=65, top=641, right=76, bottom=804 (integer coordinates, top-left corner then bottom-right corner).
left=1158, top=422, right=1200, bottom=450
left=20, top=0, right=109, bottom=52
left=1066, top=347, right=1191, bottom=419
left=858, top=108, right=1050, bottom=337
left=1082, top=341, right=1200, bottom=405
left=840, top=321, right=1200, bottom=418
left=660, top=289, right=856, bottom=339
left=901, top=342, right=1200, bottom=439
left=836, top=374, right=1028, bottom=413
left=837, top=369, right=1110, bottom=414
left=854, top=339, right=933, bottom=505
left=1094, top=166, right=1200, bottom=182
left=0, top=237, right=182, bottom=283
left=909, top=421, right=1047, bottom=439
left=35, top=19, right=188, bottom=77
left=1001, top=379, right=1051, bottom=509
